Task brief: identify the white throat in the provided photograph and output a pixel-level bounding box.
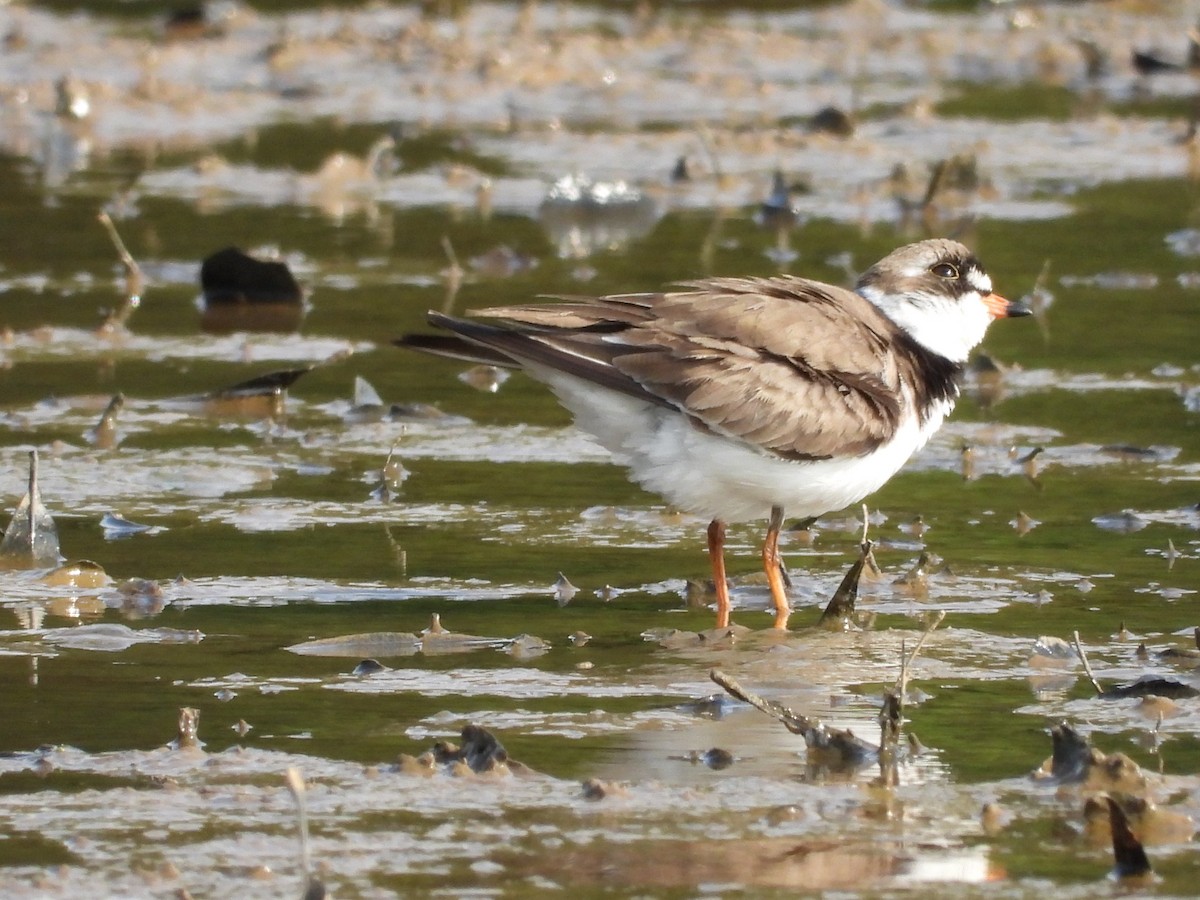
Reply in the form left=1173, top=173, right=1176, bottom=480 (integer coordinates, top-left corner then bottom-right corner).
left=858, top=284, right=992, bottom=363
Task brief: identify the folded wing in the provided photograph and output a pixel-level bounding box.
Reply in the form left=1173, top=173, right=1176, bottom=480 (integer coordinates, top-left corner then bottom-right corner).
left=400, top=276, right=921, bottom=460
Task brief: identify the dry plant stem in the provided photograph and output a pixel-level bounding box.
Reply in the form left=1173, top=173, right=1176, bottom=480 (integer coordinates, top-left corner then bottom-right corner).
left=1072, top=630, right=1104, bottom=695
left=25, top=449, right=38, bottom=537
left=1032, top=257, right=1051, bottom=294
left=710, top=669, right=811, bottom=735
left=285, top=768, right=315, bottom=883
left=921, top=158, right=947, bottom=209
left=384, top=523, right=407, bottom=574
left=881, top=610, right=944, bottom=785
left=383, top=436, right=404, bottom=469
left=878, top=689, right=902, bottom=787
left=440, top=234, right=462, bottom=272
left=97, top=211, right=143, bottom=330
left=898, top=610, right=945, bottom=697
left=698, top=208, right=726, bottom=271
left=694, top=122, right=724, bottom=184
left=284, top=768, right=310, bottom=867
left=858, top=504, right=883, bottom=578
left=440, top=234, right=464, bottom=312
left=97, top=211, right=140, bottom=278
left=711, top=669, right=877, bottom=769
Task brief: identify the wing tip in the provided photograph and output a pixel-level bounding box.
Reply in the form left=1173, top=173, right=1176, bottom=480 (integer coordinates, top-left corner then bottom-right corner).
left=394, top=313, right=518, bottom=367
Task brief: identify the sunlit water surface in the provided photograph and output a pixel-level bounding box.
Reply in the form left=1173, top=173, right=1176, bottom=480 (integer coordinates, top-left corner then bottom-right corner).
left=0, top=1, right=1199, bottom=896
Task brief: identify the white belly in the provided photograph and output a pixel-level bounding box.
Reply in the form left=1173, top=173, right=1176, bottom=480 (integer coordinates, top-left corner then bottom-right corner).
left=535, top=366, right=951, bottom=524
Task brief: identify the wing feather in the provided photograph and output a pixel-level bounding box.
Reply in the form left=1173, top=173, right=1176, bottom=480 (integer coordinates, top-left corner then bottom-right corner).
left=413, top=275, right=926, bottom=460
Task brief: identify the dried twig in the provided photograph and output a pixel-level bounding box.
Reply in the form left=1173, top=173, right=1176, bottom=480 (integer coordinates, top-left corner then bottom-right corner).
left=694, top=122, right=725, bottom=185
left=710, top=669, right=811, bottom=735
left=440, top=234, right=462, bottom=273
left=921, top=158, right=947, bottom=209
left=877, top=610, right=945, bottom=786
left=285, top=767, right=327, bottom=900
left=1072, top=630, right=1104, bottom=695
left=898, top=610, right=945, bottom=698
left=440, top=235, right=464, bottom=313
left=698, top=208, right=726, bottom=272
left=877, top=689, right=902, bottom=786
left=710, top=669, right=876, bottom=767
left=1031, top=257, right=1052, bottom=294
left=96, top=211, right=143, bottom=332
left=98, top=211, right=139, bottom=276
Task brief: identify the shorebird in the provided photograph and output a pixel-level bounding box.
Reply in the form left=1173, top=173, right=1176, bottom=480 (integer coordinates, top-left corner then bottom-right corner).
left=398, top=239, right=1028, bottom=629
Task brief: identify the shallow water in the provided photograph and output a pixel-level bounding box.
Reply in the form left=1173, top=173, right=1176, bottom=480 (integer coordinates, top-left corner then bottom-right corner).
left=0, top=0, right=1199, bottom=896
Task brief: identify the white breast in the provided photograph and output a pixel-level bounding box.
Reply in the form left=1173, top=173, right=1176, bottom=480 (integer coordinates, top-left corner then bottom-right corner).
left=535, top=364, right=953, bottom=524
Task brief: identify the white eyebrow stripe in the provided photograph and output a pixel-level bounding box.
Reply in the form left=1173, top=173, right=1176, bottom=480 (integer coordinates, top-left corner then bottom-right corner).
left=967, top=268, right=993, bottom=293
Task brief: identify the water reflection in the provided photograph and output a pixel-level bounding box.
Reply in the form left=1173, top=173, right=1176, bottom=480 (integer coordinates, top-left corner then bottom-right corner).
left=0, top=0, right=1199, bottom=894
left=537, top=173, right=661, bottom=258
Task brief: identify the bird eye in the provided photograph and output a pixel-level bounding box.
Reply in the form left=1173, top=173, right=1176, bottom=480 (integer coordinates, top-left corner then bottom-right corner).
left=931, top=262, right=959, bottom=279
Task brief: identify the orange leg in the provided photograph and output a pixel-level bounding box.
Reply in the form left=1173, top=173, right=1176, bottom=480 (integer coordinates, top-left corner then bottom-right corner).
left=707, top=518, right=731, bottom=629
left=762, top=505, right=790, bottom=630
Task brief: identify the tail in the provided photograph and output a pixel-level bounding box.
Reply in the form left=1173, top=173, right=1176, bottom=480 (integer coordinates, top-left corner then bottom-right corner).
left=394, top=311, right=519, bottom=367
